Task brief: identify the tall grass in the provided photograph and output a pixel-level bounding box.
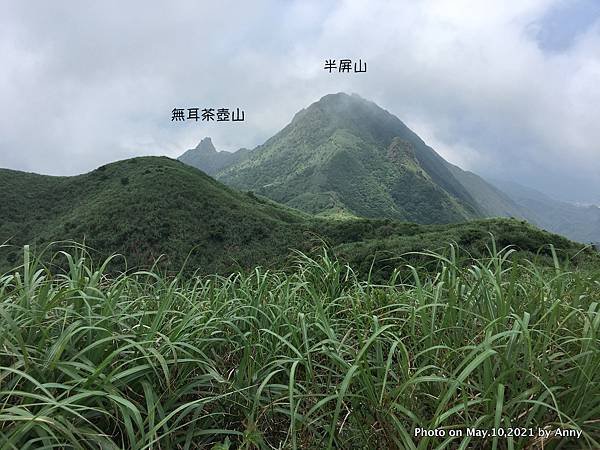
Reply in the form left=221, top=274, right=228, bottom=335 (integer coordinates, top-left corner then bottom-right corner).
left=0, top=242, right=599, bottom=449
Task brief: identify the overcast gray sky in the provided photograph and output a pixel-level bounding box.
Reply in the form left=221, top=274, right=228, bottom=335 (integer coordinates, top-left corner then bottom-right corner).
left=1, top=0, right=599, bottom=203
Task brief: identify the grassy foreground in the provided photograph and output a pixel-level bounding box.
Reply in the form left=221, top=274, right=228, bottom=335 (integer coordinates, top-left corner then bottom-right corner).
left=1, top=242, right=599, bottom=449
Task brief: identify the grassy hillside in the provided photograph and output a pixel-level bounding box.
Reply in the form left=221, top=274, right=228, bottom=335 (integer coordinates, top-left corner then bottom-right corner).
left=2, top=155, right=599, bottom=448
left=0, top=157, right=311, bottom=274
left=1, top=156, right=596, bottom=278
left=1, top=244, right=598, bottom=448
left=324, top=217, right=598, bottom=281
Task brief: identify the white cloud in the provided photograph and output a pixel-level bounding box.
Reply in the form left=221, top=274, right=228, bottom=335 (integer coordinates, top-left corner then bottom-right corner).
left=0, top=0, right=598, bottom=202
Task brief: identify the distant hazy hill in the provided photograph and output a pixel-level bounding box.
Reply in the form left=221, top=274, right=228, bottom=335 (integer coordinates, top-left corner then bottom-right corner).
left=181, top=93, right=524, bottom=225
left=491, top=179, right=600, bottom=245
left=1, top=157, right=591, bottom=276
left=178, top=137, right=249, bottom=175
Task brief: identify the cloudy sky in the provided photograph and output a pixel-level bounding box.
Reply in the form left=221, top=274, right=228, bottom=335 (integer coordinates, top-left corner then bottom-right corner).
left=1, top=0, right=599, bottom=203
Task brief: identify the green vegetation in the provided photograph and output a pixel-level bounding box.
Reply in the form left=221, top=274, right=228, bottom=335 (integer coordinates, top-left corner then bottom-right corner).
left=1, top=241, right=599, bottom=449
left=324, top=218, right=599, bottom=283
left=206, top=93, right=522, bottom=224
left=0, top=157, right=311, bottom=274
left=2, top=94, right=597, bottom=449
left=177, top=93, right=595, bottom=248
left=1, top=156, right=595, bottom=279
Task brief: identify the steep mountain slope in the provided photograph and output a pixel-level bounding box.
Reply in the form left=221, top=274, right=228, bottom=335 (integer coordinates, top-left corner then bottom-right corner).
left=447, top=164, right=527, bottom=219
left=178, top=137, right=249, bottom=175
left=491, top=179, right=600, bottom=245
left=2, top=157, right=594, bottom=276
left=214, top=93, right=517, bottom=224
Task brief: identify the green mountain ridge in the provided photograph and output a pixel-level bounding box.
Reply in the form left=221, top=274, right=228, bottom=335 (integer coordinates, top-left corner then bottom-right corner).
left=181, top=93, right=524, bottom=225
left=1, top=157, right=595, bottom=278
left=0, top=157, right=310, bottom=273
left=215, top=93, right=486, bottom=223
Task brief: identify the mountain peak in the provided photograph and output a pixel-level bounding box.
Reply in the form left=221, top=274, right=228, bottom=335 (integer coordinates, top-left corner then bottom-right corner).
left=290, top=92, right=373, bottom=121
left=179, top=137, right=250, bottom=175
left=317, top=92, right=365, bottom=103
left=312, top=92, right=373, bottom=110
left=195, top=137, right=216, bottom=153
left=215, top=93, right=488, bottom=222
